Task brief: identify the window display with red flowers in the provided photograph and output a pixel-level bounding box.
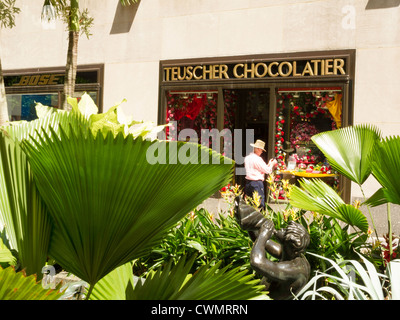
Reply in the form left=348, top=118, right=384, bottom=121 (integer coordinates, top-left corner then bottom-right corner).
left=166, top=91, right=218, bottom=145
left=273, top=88, right=342, bottom=200
left=165, top=90, right=238, bottom=151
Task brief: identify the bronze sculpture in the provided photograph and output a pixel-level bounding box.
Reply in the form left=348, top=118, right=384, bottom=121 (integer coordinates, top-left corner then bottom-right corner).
left=234, top=196, right=311, bottom=300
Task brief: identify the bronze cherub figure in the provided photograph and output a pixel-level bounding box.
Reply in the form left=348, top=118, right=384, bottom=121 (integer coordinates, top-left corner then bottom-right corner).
left=235, top=196, right=311, bottom=300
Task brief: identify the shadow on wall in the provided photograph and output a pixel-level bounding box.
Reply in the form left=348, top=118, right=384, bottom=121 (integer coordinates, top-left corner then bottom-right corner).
left=366, top=0, right=400, bottom=9
left=110, top=1, right=140, bottom=34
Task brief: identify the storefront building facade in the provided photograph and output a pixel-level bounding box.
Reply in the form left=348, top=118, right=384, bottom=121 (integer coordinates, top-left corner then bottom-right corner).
left=159, top=50, right=355, bottom=201
left=2, top=0, right=400, bottom=230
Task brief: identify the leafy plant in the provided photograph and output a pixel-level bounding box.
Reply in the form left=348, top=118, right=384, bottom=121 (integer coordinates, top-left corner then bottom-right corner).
left=0, top=127, right=52, bottom=278
left=134, top=208, right=254, bottom=276
left=0, top=237, right=16, bottom=267
left=311, top=124, right=381, bottom=186
left=295, top=253, right=400, bottom=300
left=288, top=124, right=400, bottom=269
left=90, top=256, right=267, bottom=300
left=0, top=266, right=63, bottom=300
left=0, top=93, right=266, bottom=301
left=289, top=178, right=368, bottom=233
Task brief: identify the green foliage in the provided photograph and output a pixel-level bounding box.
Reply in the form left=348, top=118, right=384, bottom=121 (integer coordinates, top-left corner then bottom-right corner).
left=0, top=0, right=20, bottom=29
left=0, top=129, right=52, bottom=278
left=89, top=261, right=135, bottom=300
left=134, top=208, right=254, bottom=276
left=296, top=253, right=400, bottom=300
left=21, top=111, right=233, bottom=287
left=366, top=136, right=400, bottom=207
left=0, top=237, right=16, bottom=267
left=90, top=256, right=267, bottom=300
left=0, top=266, right=63, bottom=300
left=45, top=0, right=93, bottom=38
left=311, top=124, right=381, bottom=185
left=289, top=178, right=368, bottom=233
left=0, top=93, right=252, bottom=300
left=120, top=0, right=139, bottom=5
left=299, top=213, right=368, bottom=272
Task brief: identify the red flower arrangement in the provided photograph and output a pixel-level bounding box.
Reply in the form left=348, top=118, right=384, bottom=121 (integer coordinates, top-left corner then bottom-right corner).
left=289, top=121, right=319, bottom=147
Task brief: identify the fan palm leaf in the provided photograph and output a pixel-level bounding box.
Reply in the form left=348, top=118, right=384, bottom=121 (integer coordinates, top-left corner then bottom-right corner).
left=0, top=266, right=63, bottom=300
left=170, top=261, right=264, bottom=300
left=89, top=261, right=135, bottom=300
left=0, top=130, right=51, bottom=278
left=0, top=107, right=88, bottom=279
left=94, top=256, right=266, bottom=300
left=365, top=136, right=400, bottom=207
left=289, top=178, right=369, bottom=232
left=22, top=124, right=234, bottom=288
left=311, top=124, right=381, bottom=185
left=0, top=238, right=16, bottom=266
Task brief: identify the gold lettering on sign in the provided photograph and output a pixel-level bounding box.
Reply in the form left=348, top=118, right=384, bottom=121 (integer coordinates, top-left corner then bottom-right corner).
left=178, top=67, right=186, bottom=81
left=203, top=65, right=212, bottom=79
left=325, top=59, right=334, bottom=75
left=163, top=58, right=347, bottom=81
left=220, top=64, right=229, bottom=79
left=13, top=74, right=61, bottom=86
left=334, top=59, right=345, bottom=75
left=302, top=62, right=314, bottom=76
left=244, top=63, right=255, bottom=78
left=310, top=60, right=321, bottom=76
left=268, top=62, right=279, bottom=77
left=233, top=64, right=244, bottom=78
left=292, top=61, right=301, bottom=77
left=38, top=74, right=50, bottom=85
left=16, top=75, right=29, bottom=86
left=255, top=63, right=268, bottom=78
left=193, top=66, right=202, bottom=80
left=278, top=61, right=292, bottom=77
left=48, top=74, right=60, bottom=85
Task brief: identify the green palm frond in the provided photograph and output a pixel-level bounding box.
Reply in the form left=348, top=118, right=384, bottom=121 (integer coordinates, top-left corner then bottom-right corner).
left=365, top=136, right=400, bottom=207
left=120, top=0, right=139, bottom=5
left=0, top=105, right=88, bottom=279
left=311, top=124, right=381, bottom=185
left=6, top=104, right=89, bottom=144
left=127, top=256, right=196, bottom=300
left=0, top=238, right=16, bottom=266
left=289, top=179, right=369, bottom=232
left=0, top=266, right=63, bottom=300
left=0, top=131, right=51, bottom=278
left=89, top=261, right=135, bottom=300
left=128, top=256, right=266, bottom=300
left=22, top=125, right=234, bottom=287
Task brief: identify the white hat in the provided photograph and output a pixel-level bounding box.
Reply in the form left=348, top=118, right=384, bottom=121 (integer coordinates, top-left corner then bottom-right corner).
left=250, top=139, right=266, bottom=151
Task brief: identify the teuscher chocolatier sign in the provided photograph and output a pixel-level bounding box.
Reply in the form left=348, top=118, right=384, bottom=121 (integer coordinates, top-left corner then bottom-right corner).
left=163, top=58, right=347, bottom=82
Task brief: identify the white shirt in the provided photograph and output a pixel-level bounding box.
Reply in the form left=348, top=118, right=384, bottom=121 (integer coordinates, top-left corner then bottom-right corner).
left=244, top=152, right=274, bottom=181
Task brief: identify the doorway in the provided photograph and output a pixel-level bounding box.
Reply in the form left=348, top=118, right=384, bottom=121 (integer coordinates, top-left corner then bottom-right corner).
left=232, top=89, right=270, bottom=187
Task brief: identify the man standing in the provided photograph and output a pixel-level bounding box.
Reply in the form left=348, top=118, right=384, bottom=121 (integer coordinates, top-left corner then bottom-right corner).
left=244, top=139, right=277, bottom=209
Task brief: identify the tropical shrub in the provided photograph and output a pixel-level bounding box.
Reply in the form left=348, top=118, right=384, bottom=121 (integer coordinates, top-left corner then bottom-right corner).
left=133, top=208, right=254, bottom=276
left=295, top=253, right=400, bottom=300
left=0, top=93, right=265, bottom=300
left=0, top=266, right=63, bottom=300
left=90, top=256, right=267, bottom=300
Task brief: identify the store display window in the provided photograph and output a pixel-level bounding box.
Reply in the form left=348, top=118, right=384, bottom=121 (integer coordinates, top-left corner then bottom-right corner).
left=6, top=91, right=98, bottom=122
left=7, top=93, right=59, bottom=121
left=166, top=90, right=238, bottom=155
left=4, top=66, right=103, bottom=122
left=273, top=87, right=342, bottom=200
